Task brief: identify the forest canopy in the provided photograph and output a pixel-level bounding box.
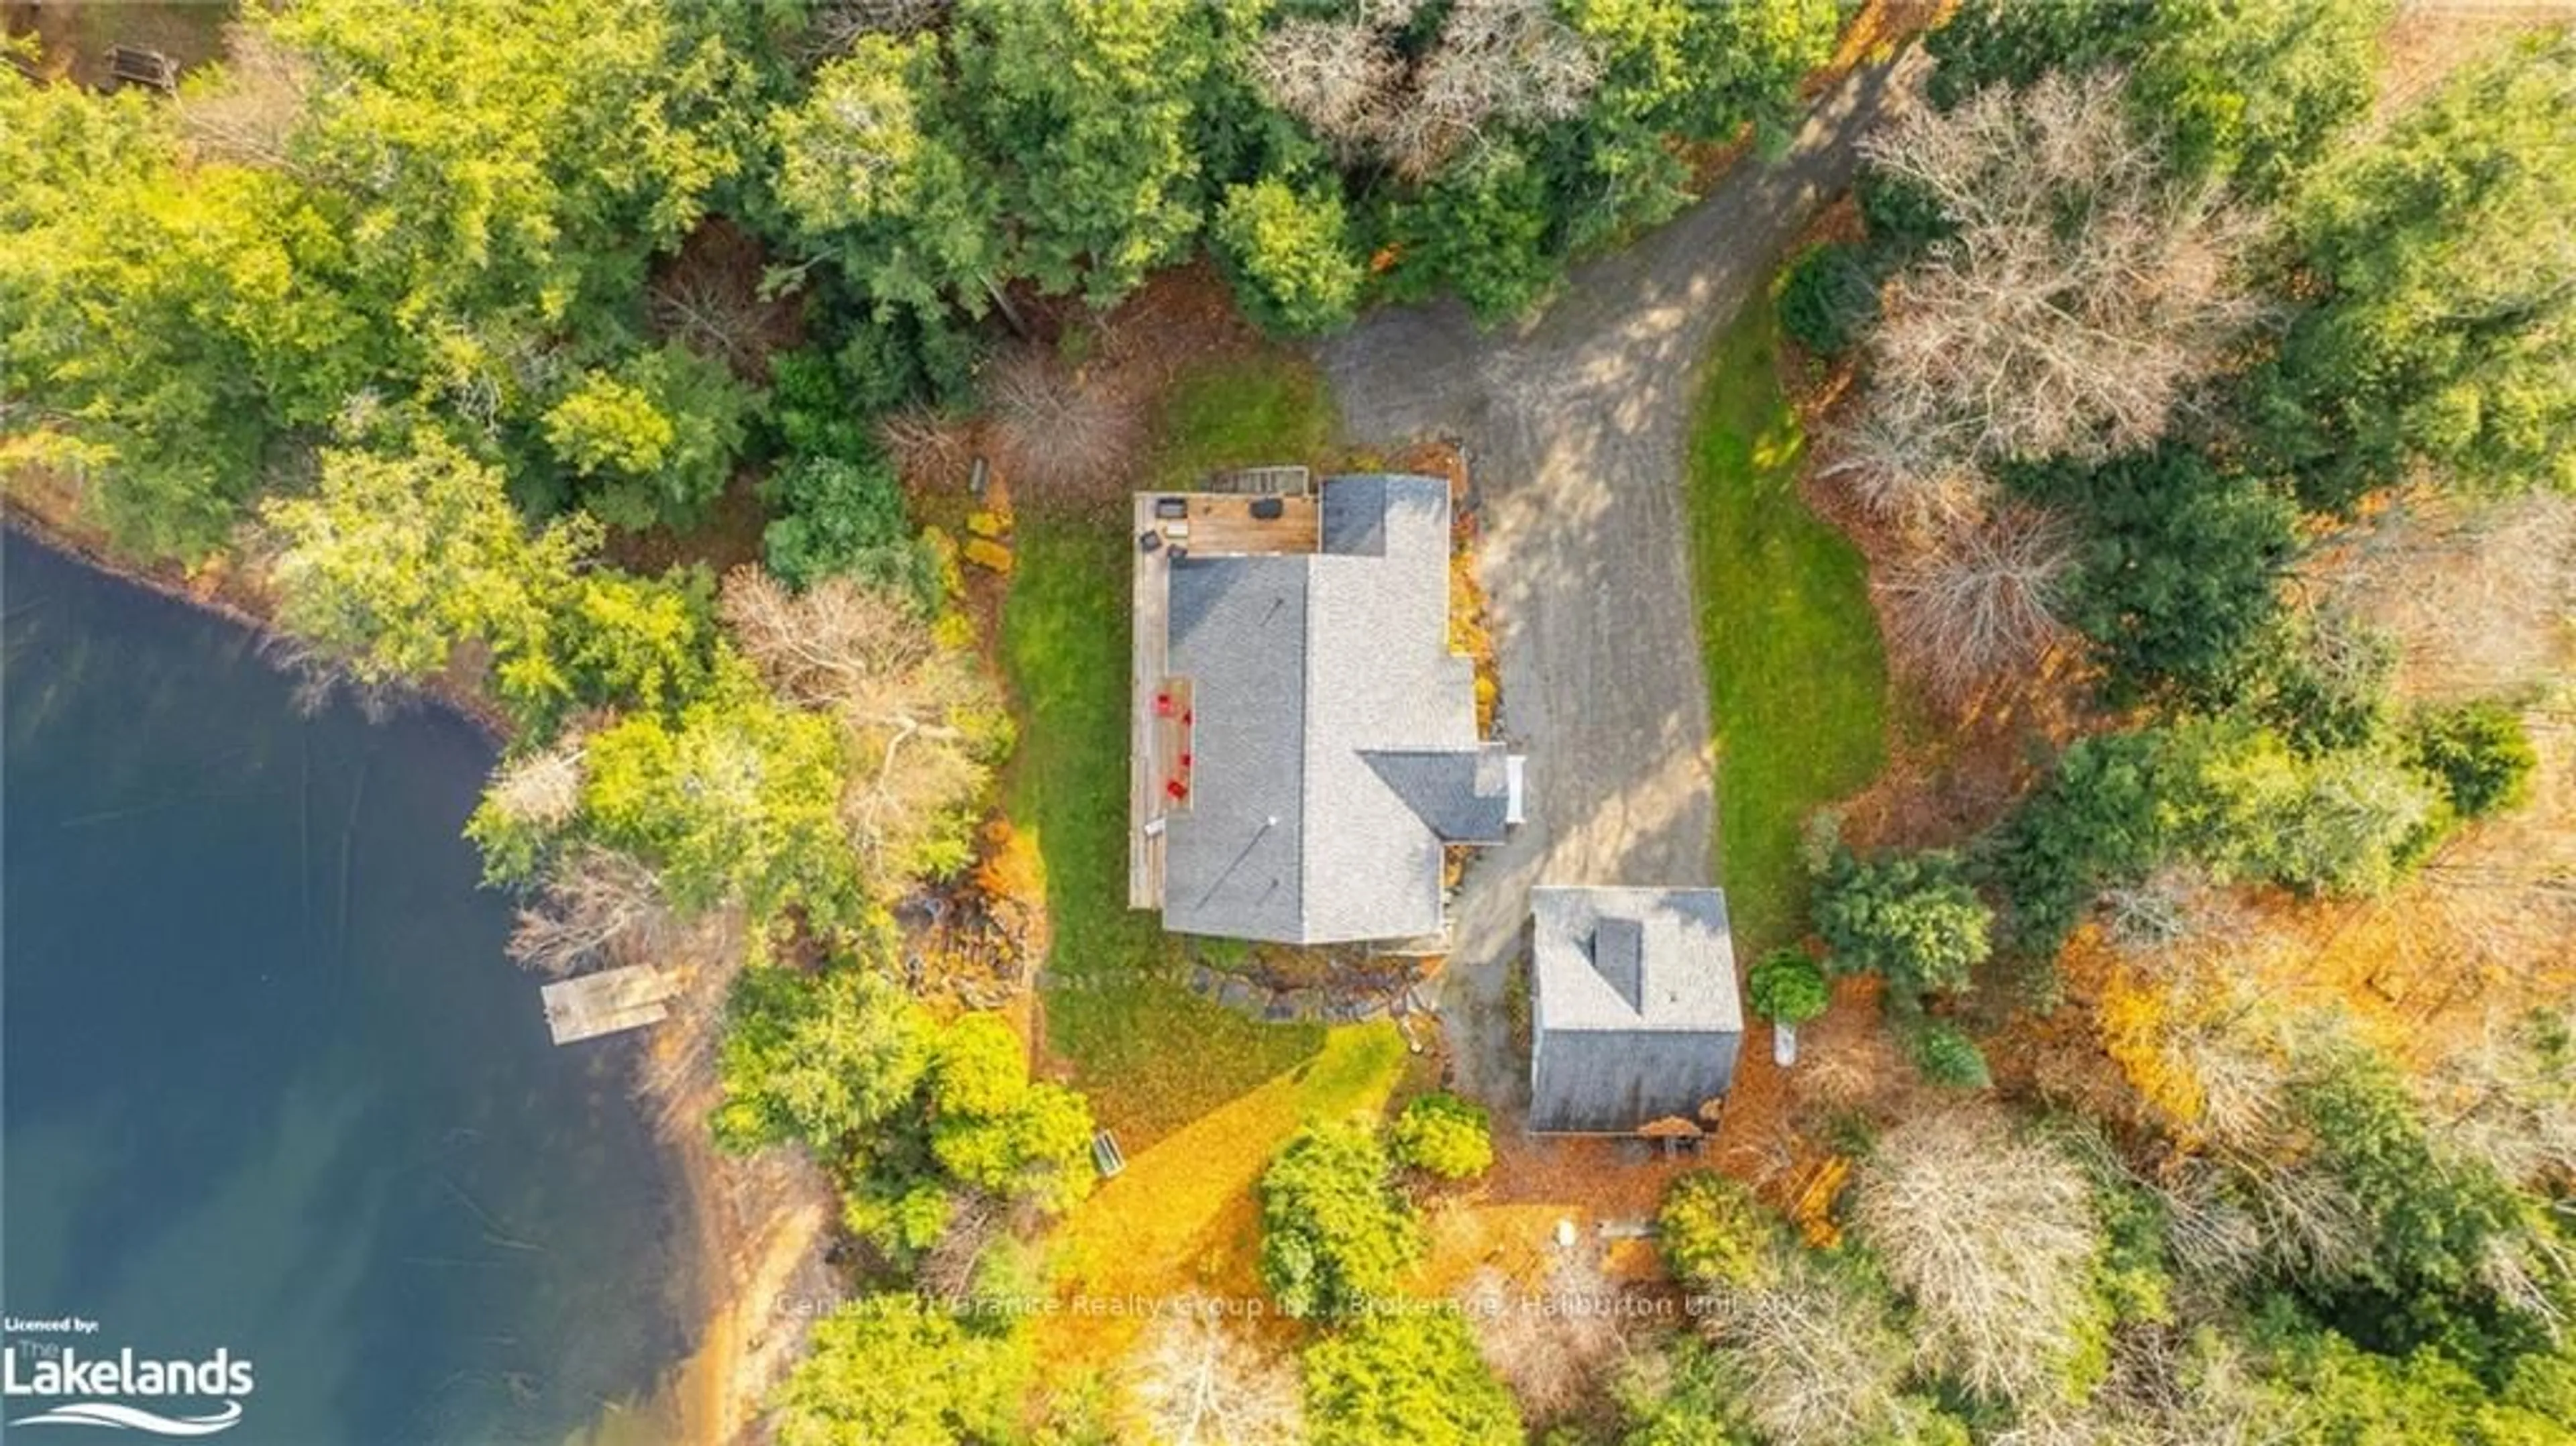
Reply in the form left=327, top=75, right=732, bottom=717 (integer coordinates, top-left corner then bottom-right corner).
left=8, top=3, right=2576, bottom=1443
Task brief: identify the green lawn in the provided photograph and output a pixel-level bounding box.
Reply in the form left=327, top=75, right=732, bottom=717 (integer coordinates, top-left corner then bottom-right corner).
left=1685, top=292, right=1890, bottom=955
left=1041, top=1023, right=1407, bottom=1370
left=1146, top=351, right=1336, bottom=490
left=1004, top=505, right=1327, bottom=1146
left=1002, top=350, right=1341, bottom=1138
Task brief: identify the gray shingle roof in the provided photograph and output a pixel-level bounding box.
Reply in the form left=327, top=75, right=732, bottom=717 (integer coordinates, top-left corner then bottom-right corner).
left=1529, top=886, right=1744, bottom=1133
left=1159, top=475, right=1499, bottom=945
left=1163, top=555, right=1308, bottom=941
left=1360, top=744, right=1511, bottom=844
left=1319, top=474, right=1391, bottom=556
left=1591, top=915, right=1646, bottom=1010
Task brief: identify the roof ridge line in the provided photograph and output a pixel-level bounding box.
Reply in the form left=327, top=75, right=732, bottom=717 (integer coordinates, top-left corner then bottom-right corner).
left=1293, top=557, right=1321, bottom=937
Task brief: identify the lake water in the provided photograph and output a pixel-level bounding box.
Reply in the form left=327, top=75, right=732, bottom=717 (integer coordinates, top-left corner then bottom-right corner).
left=2, top=532, right=694, bottom=1444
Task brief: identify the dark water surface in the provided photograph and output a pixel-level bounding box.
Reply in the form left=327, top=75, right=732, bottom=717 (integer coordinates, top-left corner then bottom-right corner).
left=3, top=531, right=693, bottom=1444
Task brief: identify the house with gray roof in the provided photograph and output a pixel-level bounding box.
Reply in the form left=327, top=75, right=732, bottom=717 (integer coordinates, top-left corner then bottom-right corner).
left=1134, top=474, right=1519, bottom=946
left=1528, top=886, right=1744, bottom=1134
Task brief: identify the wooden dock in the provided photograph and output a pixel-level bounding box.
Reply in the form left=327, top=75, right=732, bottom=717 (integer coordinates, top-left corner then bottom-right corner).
left=1128, top=491, right=1322, bottom=911
left=541, top=964, right=683, bottom=1044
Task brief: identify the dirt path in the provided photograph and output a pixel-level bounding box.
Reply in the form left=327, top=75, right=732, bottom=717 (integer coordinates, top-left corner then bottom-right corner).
left=1317, top=51, right=1926, bottom=1109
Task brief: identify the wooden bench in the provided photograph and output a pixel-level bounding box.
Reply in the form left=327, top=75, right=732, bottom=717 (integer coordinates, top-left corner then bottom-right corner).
left=107, top=45, right=179, bottom=93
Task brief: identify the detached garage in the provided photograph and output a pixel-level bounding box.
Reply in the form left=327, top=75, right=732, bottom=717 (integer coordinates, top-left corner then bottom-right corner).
left=1527, top=885, right=1744, bottom=1135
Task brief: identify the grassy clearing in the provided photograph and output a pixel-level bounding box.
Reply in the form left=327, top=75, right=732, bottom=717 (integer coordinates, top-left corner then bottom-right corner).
left=1002, top=520, right=1324, bottom=1141
left=1001, top=350, right=1340, bottom=1142
left=1684, top=291, right=1889, bottom=955
left=1040, top=1023, right=1407, bottom=1370
left=1146, top=351, right=1336, bottom=491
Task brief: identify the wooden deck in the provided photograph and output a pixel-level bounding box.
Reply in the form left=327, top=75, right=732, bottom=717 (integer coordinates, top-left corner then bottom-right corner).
left=541, top=964, right=682, bottom=1044
left=1130, top=496, right=1169, bottom=908
left=1167, top=493, right=1321, bottom=555
left=1128, top=491, right=1321, bottom=910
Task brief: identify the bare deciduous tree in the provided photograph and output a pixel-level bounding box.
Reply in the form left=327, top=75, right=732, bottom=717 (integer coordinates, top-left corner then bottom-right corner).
left=629, top=901, right=752, bottom=1134
left=508, top=844, right=671, bottom=977
left=1701, top=1251, right=1913, bottom=1446
left=484, top=740, right=585, bottom=832
left=2410, top=848, right=2576, bottom=983
left=1851, top=1109, right=2104, bottom=1408
left=800, top=0, right=953, bottom=61
left=2479, top=1229, right=2574, bottom=1334
left=1992, top=1324, right=2274, bottom=1446
left=720, top=568, right=953, bottom=713
left=2153, top=1161, right=2268, bottom=1290
left=1878, top=504, right=2076, bottom=700
left=2235, top=1157, right=2373, bottom=1285
left=2426, top=1005, right=2576, bottom=1190
left=719, top=569, right=1004, bottom=883
left=649, top=261, right=784, bottom=384
left=2099, top=867, right=2251, bottom=959
left=916, top=1190, right=1004, bottom=1308
left=985, top=347, right=1144, bottom=505
left=1123, top=1294, right=1303, bottom=1446
left=2313, top=488, right=2576, bottom=701
left=1837, top=70, right=2263, bottom=509
left=258, top=628, right=411, bottom=724
left=178, top=24, right=313, bottom=170
left=2109, top=956, right=2294, bottom=1150
left=1819, top=395, right=1991, bottom=525
left=1358, top=0, right=1429, bottom=27
left=875, top=404, right=975, bottom=489
left=2124, top=996, right=2377, bottom=1286
left=1250, top=0, right=1599, bottom=178
left=1387, top=0, right=1599, bottom=177
left=1249, top=19, right=1404, bottom=161
left=1458, top=1255, right=1628, bottom=1424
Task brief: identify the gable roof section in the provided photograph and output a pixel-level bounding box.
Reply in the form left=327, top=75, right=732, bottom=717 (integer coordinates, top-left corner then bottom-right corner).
left=1531, top=886, right=1742, bottom=1036
left=1359, top=745, right=1512, bottom=844
left=1162, top=555, right=1307, bottom=940
left=1161, top=475, right=1489, bottom=944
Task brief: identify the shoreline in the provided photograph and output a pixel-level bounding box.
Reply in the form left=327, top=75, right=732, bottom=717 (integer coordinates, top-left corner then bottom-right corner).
left=4, top=496, right=288, bottom=655
left=2, top=490, right=515, bottom=740
left=4, top=500, right=818, bottom=1446
left=569, top=1101, right=835, bottom=1446
left=625, top=1027, right=839, bottom=1446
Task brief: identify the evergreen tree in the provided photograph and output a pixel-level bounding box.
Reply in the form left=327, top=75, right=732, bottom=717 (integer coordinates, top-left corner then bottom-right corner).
left=2253, top=32, right=2576, bottom=509
left=767, top=34, right=999, bottom=319
left=712, top=960, right=932, bottom=1156
left=952, top=0, right=1217, bottom=304
left=1301, top=1310, right=1523, bottom=1446
left=1258, top=1122, right=1419, bottom=1321
left=264, top=431, right=591, bottom=704
left=1813, top=848, right=1994, bottom=997
left=771, top=1294, right=1028, bottom=1446
left=1389, top=1093, right=1494, bottom=1181
left=1213, top=174, right=1365, bottom=335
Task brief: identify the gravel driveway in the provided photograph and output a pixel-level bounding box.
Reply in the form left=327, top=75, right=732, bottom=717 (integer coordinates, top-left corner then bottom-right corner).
left=1317, top=52, right=1926, bottom=1109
